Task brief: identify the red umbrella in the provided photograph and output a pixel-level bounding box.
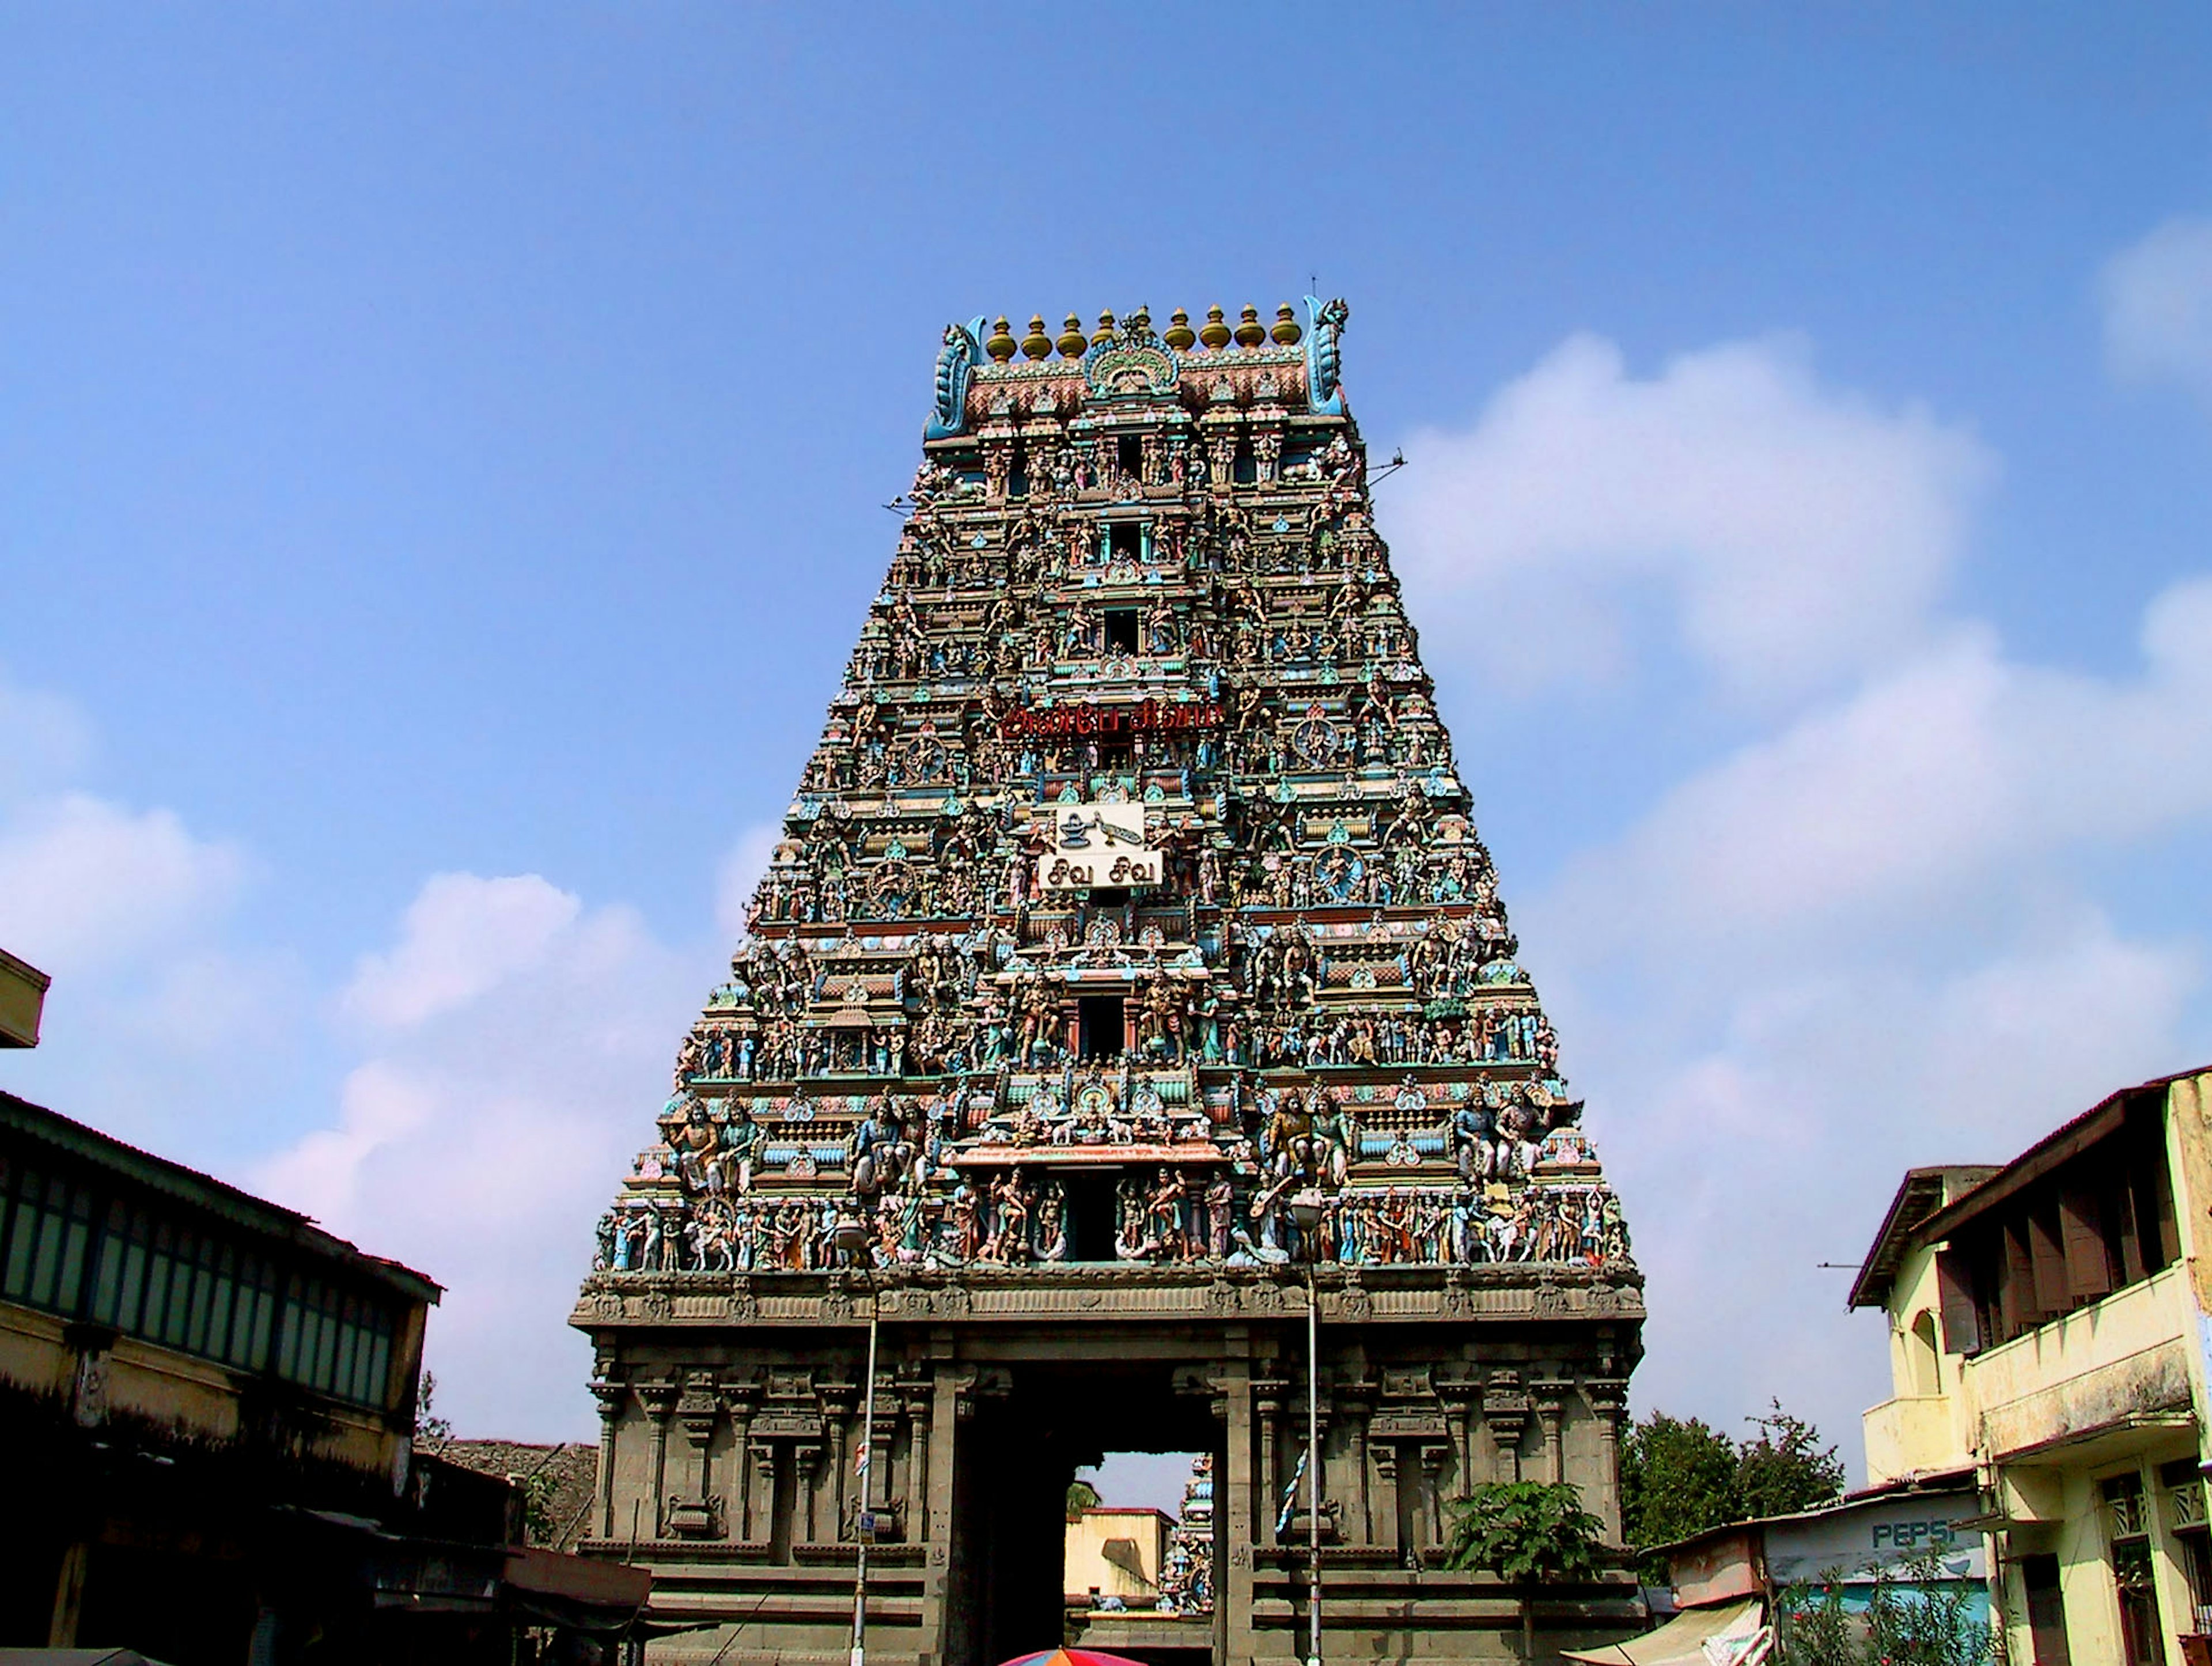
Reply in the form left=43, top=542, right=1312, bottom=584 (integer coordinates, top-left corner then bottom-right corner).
left=997, top=1651, right=1153, bottom=1666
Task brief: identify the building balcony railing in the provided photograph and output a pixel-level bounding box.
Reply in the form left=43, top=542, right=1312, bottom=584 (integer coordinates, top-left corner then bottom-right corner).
left=1963, top=1265, right=2191, bottom=1428
left=1862, top=1394, right=1964, bottom=1487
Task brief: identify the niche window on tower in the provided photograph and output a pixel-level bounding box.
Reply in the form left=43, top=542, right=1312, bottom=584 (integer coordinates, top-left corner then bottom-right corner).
left=1118, top=434, right=1143, bottom=479
left=1108, top=521, right=1143, bottom=563
left=1233, top=440, right=1257, bottom=484
left=1103, top=609, right=1141, bottom=654
left=1077, top=995, right=1126, bottom=1060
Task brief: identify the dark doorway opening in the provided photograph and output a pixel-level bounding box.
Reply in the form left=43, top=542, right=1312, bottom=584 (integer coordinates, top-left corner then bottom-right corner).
left=947, top=1365, right=1225, bottom=1666
left=1064, top=1171, right=1120, bottom=1262
left=1078, top=996, right=1124, bottom=1060
left=1109, top=521, right=1143, bottom=561
left=1104, top=609, right=1141, bottom=653
left=1118, top=435, right=1143, bottom=478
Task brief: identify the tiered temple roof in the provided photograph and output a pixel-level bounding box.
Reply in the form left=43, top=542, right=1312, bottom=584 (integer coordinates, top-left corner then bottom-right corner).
left=589, top=298, right=1630, bottom=1283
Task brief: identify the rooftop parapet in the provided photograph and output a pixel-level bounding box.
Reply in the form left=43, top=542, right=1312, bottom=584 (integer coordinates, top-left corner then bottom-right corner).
left=927, top=298, right=1351, bottom=439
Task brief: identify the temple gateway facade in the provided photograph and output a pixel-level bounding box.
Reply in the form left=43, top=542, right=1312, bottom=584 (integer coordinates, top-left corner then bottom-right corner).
left=573, top=301, right=1646, bottom=1664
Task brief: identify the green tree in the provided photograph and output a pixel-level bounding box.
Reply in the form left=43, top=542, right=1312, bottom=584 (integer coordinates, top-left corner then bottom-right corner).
left=1065, top=1478, right=1101, bottom=1521
left=1444, top=1480, right=1605, bottom=1661
left=1620, top=1412, right=1740, bottom=1555
left=1621, top=1402, right=1845, bottom=1576
left=1737, top=1400, right=1844, bottom=1520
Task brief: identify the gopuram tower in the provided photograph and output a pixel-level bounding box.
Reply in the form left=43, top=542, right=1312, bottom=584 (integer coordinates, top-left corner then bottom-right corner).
left=575, top=302, right=1645, bottom=1665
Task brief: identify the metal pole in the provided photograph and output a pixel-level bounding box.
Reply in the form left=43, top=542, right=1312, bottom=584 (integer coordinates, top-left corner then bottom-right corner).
left=851, top=1309, right=879, bottom=1666
left=1308, top=1271, right=1321, bottom=1666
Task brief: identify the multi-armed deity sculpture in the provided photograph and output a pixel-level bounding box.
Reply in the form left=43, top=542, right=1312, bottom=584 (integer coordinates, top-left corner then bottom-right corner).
left=575, top=300, right=1644, bottom=1666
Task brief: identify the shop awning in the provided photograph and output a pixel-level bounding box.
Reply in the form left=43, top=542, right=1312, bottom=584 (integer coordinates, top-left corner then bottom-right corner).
left=1562, top=1597, right=1768, bottom=1665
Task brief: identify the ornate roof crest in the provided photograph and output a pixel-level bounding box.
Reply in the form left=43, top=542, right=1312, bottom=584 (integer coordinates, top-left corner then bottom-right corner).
left=1082, top=308, right=1180, bottom=399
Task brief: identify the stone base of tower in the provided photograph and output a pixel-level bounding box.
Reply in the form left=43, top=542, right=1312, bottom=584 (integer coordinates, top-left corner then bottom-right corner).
left=573, top=1262, right=1646, bottom=1666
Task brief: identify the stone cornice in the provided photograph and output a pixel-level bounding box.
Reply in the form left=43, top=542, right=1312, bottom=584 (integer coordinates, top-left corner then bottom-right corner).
left=569, top=1260, right=1643, bottom=1331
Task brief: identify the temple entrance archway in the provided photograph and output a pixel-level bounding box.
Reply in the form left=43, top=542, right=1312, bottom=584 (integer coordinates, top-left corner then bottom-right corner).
left=950, top=1361, right=1224, bottom=1666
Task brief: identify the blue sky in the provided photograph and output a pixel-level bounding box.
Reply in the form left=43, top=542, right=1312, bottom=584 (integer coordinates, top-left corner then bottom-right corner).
left=5, top=7, right=2212, bottom=1501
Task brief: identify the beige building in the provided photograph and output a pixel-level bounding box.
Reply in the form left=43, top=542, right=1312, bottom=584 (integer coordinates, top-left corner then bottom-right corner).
left=1065, top=1506, right=1172, bottom=1605
left=0, top=946, right=49, bottom=1049
left=1851, top=1065, right=2212, bottom=1666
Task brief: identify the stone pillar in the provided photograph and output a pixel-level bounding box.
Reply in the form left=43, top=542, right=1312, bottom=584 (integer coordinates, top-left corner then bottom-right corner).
left=1372, top=1442, right=1402, bottom=1556
left=1341, top=1389, right=1374, bottom=1544
left=721, top=1377, right=759, bottom=1542
left=1255, top=1387, right=1283, bottom=1545
left=1484, top=1371, right=1530, bottom=1485
left=749, top=1441, right=779, bottom=1551
left=678, top=1372, right=719, bottom=1520
left=821, top=1383, right=857, bottom=1542
left=1419, top=1443, right=1451, bottom=1553
left=918, top=1354, right=968, bottom=1666
left=1536, top=1383, right=1569, bottom=1487
left=903, top=1388, right=934, bottom=1534
left=589, top=1377, right=625, bottom=1538
left=1585, top=1379, right=1629, bottom=1543
left=638, top=1381, right=679, bottom=1539
left=1218, top=1367, right=1260, bottom=1666
left=800, top=1443, right=827, bottom=1544
left=867, top=1388, right=896, bottom=1514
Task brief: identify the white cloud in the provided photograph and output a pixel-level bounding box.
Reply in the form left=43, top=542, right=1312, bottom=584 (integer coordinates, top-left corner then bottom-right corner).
left=1582, top=911, right=2199, bottom=1469
left=1382, top=319, right=2212, bottom=1472
left=1546, top=576, right=2212, bottom=967
left=0, top=792, right=247, bottom=977
left=2103, top=215, right=2212, bottom=402
left=1388, top=332, right=1995, bottom=700
left=342, top=872, right=583, bottom=1028
left=259, top=871, right=715, bottom=1437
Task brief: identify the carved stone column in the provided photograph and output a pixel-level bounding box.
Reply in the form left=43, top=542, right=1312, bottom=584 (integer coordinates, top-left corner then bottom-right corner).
left=796, top=1442, right=825, bottom=1544
left=1255, top=1386, right=1283, bottom=1545
left=677, top=1372, right=721, bottom=1529
left=1535, top=1381, right=1570, bottom=1486
left=1339, top=1385, right=1374, bottom=1544
left=1584, top=1379, right=1629, bottom=1543
left=820, top=1382, right=857, bottom=1542
left=588, top=1377, right=625, bottom=1539
left=903, top=1388, right=933, bottom=1533
left=720, top=1376, right=759, bottom=1542
left=1372, top=1442, right=1402, bottom=1555
left=637, top=1380, right=679, bottom=1539
left=1217, top=1368, right=1260, bottom=1666
left=749, top=1441, right=779, bottom=1552
left=1419, top=1442, right=1452, bottom=1554
left=1484, top=1370, right=1530, bottom=1485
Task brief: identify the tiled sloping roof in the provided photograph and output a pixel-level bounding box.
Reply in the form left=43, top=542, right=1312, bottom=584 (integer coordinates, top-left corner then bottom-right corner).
left=434, top=1439, right=600, bottom=1551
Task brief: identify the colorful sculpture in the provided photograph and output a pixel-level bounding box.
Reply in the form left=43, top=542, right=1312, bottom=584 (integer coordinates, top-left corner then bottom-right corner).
left=590, top=301, right=1631, bottom=1281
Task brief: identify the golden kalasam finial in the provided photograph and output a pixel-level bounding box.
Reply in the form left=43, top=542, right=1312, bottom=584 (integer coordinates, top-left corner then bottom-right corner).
left=1199, top=305, right=1232, bottom=350
left=1091, top=309, right=1117, bottom=347
left=986, top=317, right=1018, bottom=363
left=1164, top=308, right=1196, bottom=350
left=1021, top=315, right=1053, bottom=360
left=1272, top=304, right=1302, bottom=346
left=1057, top=314, right=1088, bottom=358
left=1234, top=305, right=1267, bottom=349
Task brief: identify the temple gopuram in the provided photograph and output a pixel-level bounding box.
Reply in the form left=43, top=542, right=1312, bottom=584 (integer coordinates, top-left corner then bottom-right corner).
left=573, top=300, right=1645, bottom=1665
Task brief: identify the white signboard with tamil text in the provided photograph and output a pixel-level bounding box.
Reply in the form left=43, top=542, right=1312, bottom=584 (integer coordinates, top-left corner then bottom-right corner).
left=1041, top=802, right=1159, bottom=891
